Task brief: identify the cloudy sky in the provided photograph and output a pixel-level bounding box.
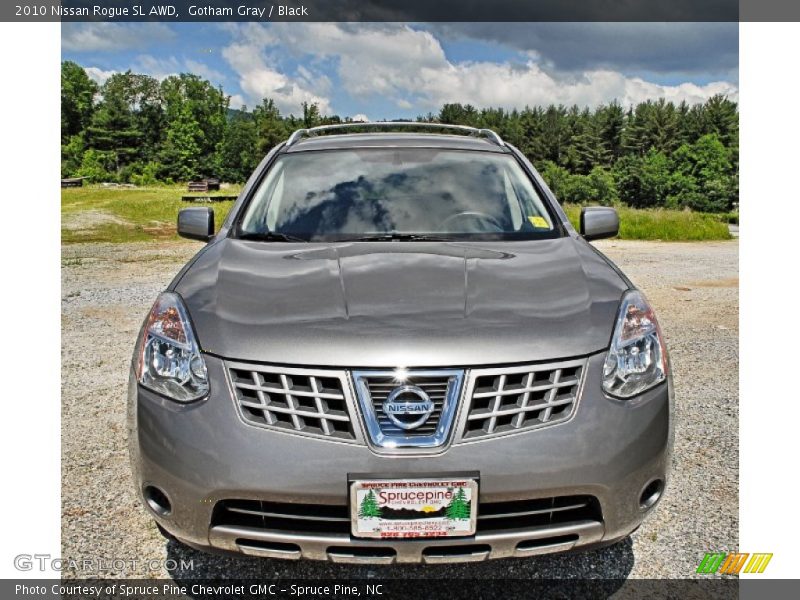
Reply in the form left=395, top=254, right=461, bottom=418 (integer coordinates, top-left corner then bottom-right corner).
left=62, top=22, right=738, bottom=120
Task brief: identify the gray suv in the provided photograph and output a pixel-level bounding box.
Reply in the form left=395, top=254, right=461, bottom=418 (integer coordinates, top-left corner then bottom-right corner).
left=128, top=123, right=672, bottom=564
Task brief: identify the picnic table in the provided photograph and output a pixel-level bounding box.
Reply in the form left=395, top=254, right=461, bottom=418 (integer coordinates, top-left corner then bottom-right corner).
left=187, top=178, right=221, bottom=192
left=61, top=177, right=87, bottom=188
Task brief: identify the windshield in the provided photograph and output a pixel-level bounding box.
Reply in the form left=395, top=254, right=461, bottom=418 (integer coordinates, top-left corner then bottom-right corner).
left=238, top=148, right=560, bottom=242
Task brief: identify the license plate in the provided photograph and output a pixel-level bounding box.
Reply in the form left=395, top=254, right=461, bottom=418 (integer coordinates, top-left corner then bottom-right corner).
left=350, top=476, right=478, bottom=539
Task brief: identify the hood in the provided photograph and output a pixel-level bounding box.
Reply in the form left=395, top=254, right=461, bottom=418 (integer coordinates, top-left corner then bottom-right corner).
left=174, top=237, right=628, bottom=367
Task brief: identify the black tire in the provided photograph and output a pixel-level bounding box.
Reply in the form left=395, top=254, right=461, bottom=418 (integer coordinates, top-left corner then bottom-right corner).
left=155, top=521, right=177, bottom=542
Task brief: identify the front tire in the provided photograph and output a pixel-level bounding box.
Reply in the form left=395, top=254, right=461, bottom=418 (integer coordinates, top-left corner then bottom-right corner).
left=155, top=521, right=177, bottom=542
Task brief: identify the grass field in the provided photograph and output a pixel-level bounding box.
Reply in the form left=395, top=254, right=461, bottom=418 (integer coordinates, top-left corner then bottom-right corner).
left=563, top=205, right=732, bottom=241
left=61, top=185, right=732, bottom=243
left=61, top=185, right=239, bottom=243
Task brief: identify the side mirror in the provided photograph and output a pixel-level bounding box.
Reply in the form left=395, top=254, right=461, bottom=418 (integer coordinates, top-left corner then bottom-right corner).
left=178, top=207, right=215, bottom=242
left=580, top=207, right=619, bottom=241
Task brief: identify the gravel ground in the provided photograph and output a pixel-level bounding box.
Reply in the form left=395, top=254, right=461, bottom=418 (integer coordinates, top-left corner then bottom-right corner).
left=61, top=239, right=738, bottom=581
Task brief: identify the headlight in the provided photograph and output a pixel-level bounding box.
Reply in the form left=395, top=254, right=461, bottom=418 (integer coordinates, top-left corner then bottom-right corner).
left=602, top=290, right=668, bottom=398
left=136, top=292, right=208, bottom=402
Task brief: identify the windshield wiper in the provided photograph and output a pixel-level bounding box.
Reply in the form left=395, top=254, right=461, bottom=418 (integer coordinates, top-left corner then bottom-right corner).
left=339, top=233, right=453, bottom=242
left=238, top=231, right=307, bottom=242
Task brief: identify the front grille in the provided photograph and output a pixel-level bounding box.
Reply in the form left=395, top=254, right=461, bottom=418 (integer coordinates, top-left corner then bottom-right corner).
left=227, top=363, right=356, bottom=441
left=224, top=358, right=586, bottom=446
left=211, top=495, right=602, bottom=536
left=352, top=369, right=464, bottom=450
left=462, top=360, right=585, bottom=440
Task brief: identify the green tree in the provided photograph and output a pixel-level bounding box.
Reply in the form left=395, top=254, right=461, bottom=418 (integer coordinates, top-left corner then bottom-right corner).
left=159, top=103, right=204, bottom=181
left=700, top=94, right=739, bottom=147
left=446, top=488, right=471, bottom=520
left=597, top=101, right=626, bottom=163
left=61, top=61, right=98, bottom=142
left=438, top=103, right=480, bottom=126
left=538, top=160, right=572, bottom=201
left=539, top=162, right=617, bottom=206
left=253, top=98, right=288, bottom=155
left=541, top=105, right=574, bottom=167
left=107, top=72, right=165, bottom=162
left=216, top=108, right=259, bottom=182
left=358, top=491, right=382, bottom=518
left=517, top=107, right=545, bottom=160
left=623, top=99, right=681, bottom=156
left=75, top=149, right=115, bottom=182
left=573, top=110, right=611, bottom=174
left=161, top=74, right=228, bottom=174
left=130, top=162, right=160, bottom=186
left=302, top=101, right=322, bottom=128
left=61, top=134, right=85, bottom=177
left=59, top=60, right=738, bottom=199
left=85, top=75, right=143, bottom=175
left=586, top=166, right=619, bottom=206
left=667, top=133, right=736, bottom=212
left=614, top=150, right=671, bottom=208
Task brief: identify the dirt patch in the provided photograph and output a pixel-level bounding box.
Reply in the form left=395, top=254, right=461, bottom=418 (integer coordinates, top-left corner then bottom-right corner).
left=62, top=210, right=130, bottom=233
left=141, top=222, right=177, bottom=238
left=689, top=277, right=739, bottom=288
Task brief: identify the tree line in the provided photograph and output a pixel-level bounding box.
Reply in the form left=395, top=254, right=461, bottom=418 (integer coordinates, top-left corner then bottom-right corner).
left=62, top=61, right=739, bottom=212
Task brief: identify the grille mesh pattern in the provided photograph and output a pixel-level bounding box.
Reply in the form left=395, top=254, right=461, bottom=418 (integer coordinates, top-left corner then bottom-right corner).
left=226, top=359, right=585, bottom=445
left=228, top=365, right=355, bottom=441
left=464, top=361, right=584, bottom=439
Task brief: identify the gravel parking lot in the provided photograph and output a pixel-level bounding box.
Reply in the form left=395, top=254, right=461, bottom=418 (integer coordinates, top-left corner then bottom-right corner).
left=61, top=238, right=738, bottom=580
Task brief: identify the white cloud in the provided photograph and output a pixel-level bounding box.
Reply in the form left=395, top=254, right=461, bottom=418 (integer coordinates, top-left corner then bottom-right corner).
left=229, top=94, right=247, bottom=110
left=62, top=23, right=175, bottom=53
left=125, top=56, right=229, bottom=87
left=221, top=39, right=332, bottom=116
left=350, top=114, right=369, bottom=122
left=132, top=55, right=181, bottom=80
left=415, top=63, right=739, bottom=110
left=184, top=59, right=227, bottom=84
left=84, top=67, right=117, bottom=86
left=221, top=23, right=738, bottom=115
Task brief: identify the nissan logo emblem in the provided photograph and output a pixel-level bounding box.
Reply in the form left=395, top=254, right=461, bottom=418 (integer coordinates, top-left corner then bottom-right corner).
left=382, top=385, right=435, bottom=430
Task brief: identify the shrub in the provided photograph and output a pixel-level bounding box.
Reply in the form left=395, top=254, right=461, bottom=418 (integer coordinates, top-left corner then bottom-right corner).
left=76, top=149, right=115, bottom=183
left=61, top=134, right=85, bottom=178
left=130, top=162, right=161, bottom=186
left=667, top=134, right=737, bottom=212
left=538, top=162, right=618, bottom=206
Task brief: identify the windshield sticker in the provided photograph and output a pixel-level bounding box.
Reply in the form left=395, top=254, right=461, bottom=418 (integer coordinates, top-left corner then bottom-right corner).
left=528, top=216, right=549, bottom=228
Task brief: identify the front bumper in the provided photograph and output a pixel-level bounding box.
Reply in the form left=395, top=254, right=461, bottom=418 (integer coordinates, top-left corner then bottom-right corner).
left=127, top=352, right=672, bottom=564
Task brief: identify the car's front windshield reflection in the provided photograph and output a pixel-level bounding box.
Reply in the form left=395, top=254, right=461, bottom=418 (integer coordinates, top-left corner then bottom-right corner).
left=239, top=148, right=559, bottom=242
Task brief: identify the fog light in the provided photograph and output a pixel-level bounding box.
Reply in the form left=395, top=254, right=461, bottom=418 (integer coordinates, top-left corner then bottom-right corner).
left=639, top=479, right=664, bottom=510
left=144, top=485, right=172, bottom=516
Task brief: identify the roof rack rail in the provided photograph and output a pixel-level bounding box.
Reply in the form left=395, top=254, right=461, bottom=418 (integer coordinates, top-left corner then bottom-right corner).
left=284, top=122, right=505, bottom=148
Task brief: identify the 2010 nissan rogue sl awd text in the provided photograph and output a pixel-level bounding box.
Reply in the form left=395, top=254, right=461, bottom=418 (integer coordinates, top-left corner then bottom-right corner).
left=128, top=123, right=673, bottom=564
